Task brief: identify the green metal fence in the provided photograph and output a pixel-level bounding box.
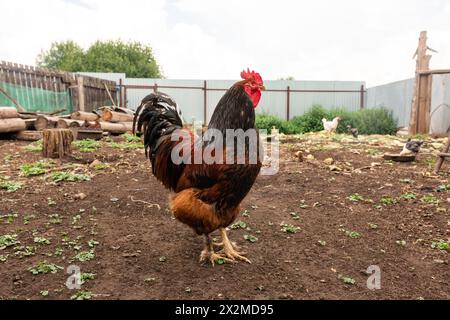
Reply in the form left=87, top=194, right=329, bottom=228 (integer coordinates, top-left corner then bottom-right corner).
left=0, top=83, right=74, bottom=114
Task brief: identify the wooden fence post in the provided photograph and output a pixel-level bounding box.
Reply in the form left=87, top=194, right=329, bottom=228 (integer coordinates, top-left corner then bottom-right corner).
left=77, top=76, right=85, bottom=112
left=409, top=31, right=435, bottom=134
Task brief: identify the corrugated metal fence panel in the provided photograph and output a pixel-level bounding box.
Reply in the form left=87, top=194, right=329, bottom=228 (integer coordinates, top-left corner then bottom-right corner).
left=366, top=78, right=414, bottom=128
left=83, top=72, right=365, bottom=124
left=431, top=74, right=450, bottom=134
left=289, top=81, right=364, bottom=118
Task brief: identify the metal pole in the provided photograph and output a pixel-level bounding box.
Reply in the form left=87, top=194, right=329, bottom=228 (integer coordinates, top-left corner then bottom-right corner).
left=203, top=80, right=207, bottom=124
left=287, top=86, right=291, bottom=121
left=360, top=84, right=365, bottom=109
left=154, top=83, right=158, bottom=93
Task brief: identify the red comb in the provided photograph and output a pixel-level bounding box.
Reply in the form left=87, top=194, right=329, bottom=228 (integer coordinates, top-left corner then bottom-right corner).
left=240, top=68, right=263, bottom=85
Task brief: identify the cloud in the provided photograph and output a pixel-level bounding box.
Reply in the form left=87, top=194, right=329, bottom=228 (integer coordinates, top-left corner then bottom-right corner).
left=1, top=0, right=449, bottom=86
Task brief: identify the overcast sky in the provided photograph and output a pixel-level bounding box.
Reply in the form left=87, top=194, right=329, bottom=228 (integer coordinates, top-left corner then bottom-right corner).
left=1, top=0, right=449, bottom=86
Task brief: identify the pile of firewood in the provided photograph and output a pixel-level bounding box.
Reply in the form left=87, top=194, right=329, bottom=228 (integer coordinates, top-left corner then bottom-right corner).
left=0, top=106, right=135, bottom=141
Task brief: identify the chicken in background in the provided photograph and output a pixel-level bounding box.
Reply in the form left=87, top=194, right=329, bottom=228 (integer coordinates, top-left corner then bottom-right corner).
left=400, top=138, right=424, bottom=156
left=346, top=124, right=359, bottom=138
left=134, top=69, right=265, bottom=266
left=322, top=117, right=341, bottom=133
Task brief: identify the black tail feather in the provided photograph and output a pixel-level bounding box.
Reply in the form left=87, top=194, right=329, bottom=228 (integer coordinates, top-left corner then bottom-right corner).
left=133, top=92, right=183, bottom=159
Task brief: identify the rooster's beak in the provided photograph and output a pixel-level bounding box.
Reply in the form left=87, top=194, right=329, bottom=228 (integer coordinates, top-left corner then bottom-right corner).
left=260, top=85, right=266, bottom=91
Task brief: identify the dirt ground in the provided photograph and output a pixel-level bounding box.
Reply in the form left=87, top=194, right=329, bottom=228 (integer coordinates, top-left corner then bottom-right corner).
left=0, top=132, right=449, bottom=300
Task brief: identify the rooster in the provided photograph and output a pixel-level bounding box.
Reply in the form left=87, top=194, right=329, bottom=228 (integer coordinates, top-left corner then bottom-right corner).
left=346, top=124, right=359, bottom=138
left=322, top=117, right=341, bottom=133
left=134, top=69, right=265, bottom=265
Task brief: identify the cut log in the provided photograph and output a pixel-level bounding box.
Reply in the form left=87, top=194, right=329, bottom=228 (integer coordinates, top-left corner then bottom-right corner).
left=42, top=128, right=74, bottom=159
left=0, top=118, right=27, bottom=133
left=102, top=110, right=134, bottom=123
left=0, top=107, right=19, bottom=119
left=34, top=115, right=60, bottom=131
left=99, top=121, right=133, bottom=134
left=15, top=130, right=43, bottom=141
left=70, top=111, right=99, bottom=122
left=57, top=119, right=84, bottom=129
left=24, top=119, right=36, bottom=130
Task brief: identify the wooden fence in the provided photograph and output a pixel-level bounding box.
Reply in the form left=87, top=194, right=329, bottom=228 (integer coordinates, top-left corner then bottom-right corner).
left=0, top=61, right=117, bottom=113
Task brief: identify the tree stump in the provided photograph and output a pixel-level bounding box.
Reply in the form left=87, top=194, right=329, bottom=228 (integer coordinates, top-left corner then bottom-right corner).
left=42, top=129, right=74, bottom=159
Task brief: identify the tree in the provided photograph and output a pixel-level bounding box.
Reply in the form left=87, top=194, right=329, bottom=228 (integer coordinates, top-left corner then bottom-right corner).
left=36, top=40, right=163, bottom=78
left=37, top=41, right=84, bottom=72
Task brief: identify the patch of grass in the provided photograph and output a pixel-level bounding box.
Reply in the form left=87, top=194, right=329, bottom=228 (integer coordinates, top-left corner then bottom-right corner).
left=87, top=239, right=99, bottom=248
left=74, top=250, right=95, bottom=262
left=431, top=240, right=450, bottom=251
left=40, top=290, right=49, bottom=297
left=34, top=236, right=51, bottom=245
left=230, top=220, right=247, bottom=230
left=420, top=195, right=440, bottom=204
left=24, top=140, right=43, bottom=152
left=437, top=184, right=450, bottom=192
left=80, top=273, right=96, bottom=284
left=380, top=196, right=397, bottom=206
left=0, top=180, right=23, bottom=192
left=0, top=234, right=19, bottom=249
left=121, top=133, right=141, bottom=143
left=20, top=161, right=53, bottom=176
left=399, top=193, right=417, bottom=200
left=339, top=275, right=356, bottom=285
left=244, top=234, right=258, bottom=243
left=23, top=214, right=36, bottom=225
left=347, top=193, right=365, bottom=202
left=339, top=229, right=361, bottom=239
left=73, top=139, right=101, bottom=152
left=280, top=223, right=300, bottom=234
left=14, top=246, right=35, bottom=258
left=0, top=213, right=18, bottom=224
left=108, top=142, right=143, bottom=150
left=29, top=261, right=63, bottom=275
left=94, top=163, right=109, bottom=170
left=70, top=291, right=93, bottom=300
left=51, top=171, right=91, bottom=183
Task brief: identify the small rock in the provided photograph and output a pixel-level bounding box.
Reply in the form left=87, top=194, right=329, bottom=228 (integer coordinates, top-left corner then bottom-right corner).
left=433, top=259, right=445, bottom=264
left=74, top=193, right=87, bottom=200
left=329, top=165, right=342, bottom=172
left=323, top=158, right=334, bottom=165
left=89, top=159, right=103, bottom=168
left=306, top=154, right=315, bottom=161
left=110, top=197, right=119, bottom=202
left=294, top=151, right=303, bottom=162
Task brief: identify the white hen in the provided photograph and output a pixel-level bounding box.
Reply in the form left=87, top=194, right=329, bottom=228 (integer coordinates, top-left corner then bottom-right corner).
left=322, top=117, right=341, bottom=133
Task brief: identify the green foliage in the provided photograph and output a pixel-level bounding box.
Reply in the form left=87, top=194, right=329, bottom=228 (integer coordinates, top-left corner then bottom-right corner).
left=29, top=261, right=63, bottom=275
left=72, top=139, right=101, bottom=152
left=37, top=40, right=162, bottom=78
left=0, top=234, right=19, bottom=249
left=255, top=105, right=398, bottom=135
left=36, top=41, right=84, bottom=72
left=51, top=172, right=91, bottom=183
left=0, top=180, right=23, bottom=192
left=24, top=140, right=43, bottom=153
left=431, top=240, right=450, bottom=251
left=20, top=161, right=53, bottom=176
left=121, top=133, right=141, bottom=143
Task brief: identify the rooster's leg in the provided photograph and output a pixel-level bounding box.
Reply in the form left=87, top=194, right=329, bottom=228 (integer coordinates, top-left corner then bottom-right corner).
left=199, top=234, right=234, bottom=266
left=218, top=228, right=251, bottom=264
